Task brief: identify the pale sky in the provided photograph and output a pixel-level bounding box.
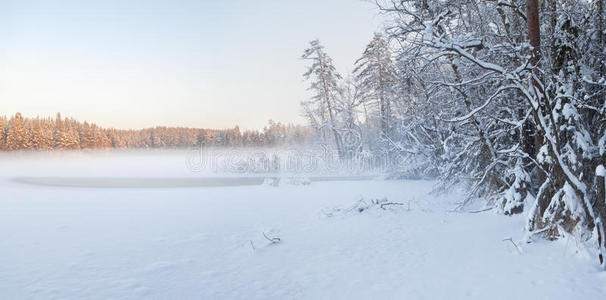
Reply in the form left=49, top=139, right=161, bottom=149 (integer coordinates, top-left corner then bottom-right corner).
left=0, top=0, right=384, bottom=130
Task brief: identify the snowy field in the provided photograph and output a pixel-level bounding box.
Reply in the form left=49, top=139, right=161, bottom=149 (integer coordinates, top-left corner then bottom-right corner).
left=1, top=151, right=605, bottom=299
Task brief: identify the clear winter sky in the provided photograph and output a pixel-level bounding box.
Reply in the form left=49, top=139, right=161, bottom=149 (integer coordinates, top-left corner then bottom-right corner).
left=0, top=0, right=385, bottom=130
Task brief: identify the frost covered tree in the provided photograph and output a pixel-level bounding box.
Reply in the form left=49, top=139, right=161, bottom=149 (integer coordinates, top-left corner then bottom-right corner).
left=301, top=40, right=345, bottom=158
left=373, top=0, right=534, bottom=210
left=0, top=116, right=7, bottom=150
left=5, top=113, right=31, bottom=151
left=354, top=33, right=397, bottom=158
left=0, top=113, right=306, bottom=151
left=336, top=77, right=366, bottom=157
left=29, top=117, right=54, bottom=150
left=54, top=113, right=80, bottom=150
left=358, top=0, right=606, bottom=265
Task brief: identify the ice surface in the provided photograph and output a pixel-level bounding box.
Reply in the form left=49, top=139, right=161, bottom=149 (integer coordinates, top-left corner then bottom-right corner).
left=0, top=151, right=604, bottom=299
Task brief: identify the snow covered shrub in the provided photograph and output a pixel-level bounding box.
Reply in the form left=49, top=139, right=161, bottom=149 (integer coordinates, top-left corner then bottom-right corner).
left=498, top=162, right=532, bottom=215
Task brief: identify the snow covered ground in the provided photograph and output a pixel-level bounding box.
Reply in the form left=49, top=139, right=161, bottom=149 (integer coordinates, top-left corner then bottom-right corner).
left=1, top=151, right=605, bottom=299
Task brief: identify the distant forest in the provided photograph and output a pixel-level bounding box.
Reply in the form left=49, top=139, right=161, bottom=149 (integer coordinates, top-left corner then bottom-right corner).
left=0, top=113, right=311, bottom=151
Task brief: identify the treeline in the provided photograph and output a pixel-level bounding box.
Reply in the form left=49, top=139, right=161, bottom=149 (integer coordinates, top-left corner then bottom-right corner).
left=302, top=1, right=606, bottom=265
left=0, top=113, right=311, bottom=151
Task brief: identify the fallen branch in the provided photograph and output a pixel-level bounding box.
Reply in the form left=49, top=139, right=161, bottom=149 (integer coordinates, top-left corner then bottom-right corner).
left=263, top=232, right=281, bottom=244
left=468, top=207, right=493, bottom=213
left=380, top=202, right=405, bottom=210
left=502, top=237, right=523, bottom=254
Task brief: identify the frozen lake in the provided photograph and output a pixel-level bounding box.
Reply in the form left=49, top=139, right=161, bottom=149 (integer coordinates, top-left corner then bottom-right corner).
left=1, top=150, right=604, bottom=299
left=12, top=176, right=376, bottom=188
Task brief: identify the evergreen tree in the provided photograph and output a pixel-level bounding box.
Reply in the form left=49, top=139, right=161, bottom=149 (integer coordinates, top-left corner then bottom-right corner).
left=0, top=116, right=8, bottom=151
left=6, top=113, right=31, bottom=150
left=301, top=40, right=345, bottom=158
left=354, top=33, right=397, bottom=153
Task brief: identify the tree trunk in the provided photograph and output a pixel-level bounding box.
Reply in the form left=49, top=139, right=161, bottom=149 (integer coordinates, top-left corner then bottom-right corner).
left=526, top=0, right=541, bottom=68
left=597, top=166, right=606, bottom=267
left=526, top=0, right=547, bottom=190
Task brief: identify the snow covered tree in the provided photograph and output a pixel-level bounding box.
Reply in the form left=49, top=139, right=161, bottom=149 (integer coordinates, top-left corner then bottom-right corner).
left=354, top=33, right=397, bottom=158
left=54, top=113, right=80, bottom=150
left=29, top=117, right=54, bottom=150
left=78, top=122, right=96, bottom=149
left=301, top=40, right=345, bottom=158
left=365, top=0, right=606, bottom=265
left=0, top=113, right=306, bottom=152
left=0, top=116, right=7, bottom=151
left=375, top=0, right=533, bottom=209
left=6, top=113, right=31, bottom=151
left=336, top=77, right=365, bottom=158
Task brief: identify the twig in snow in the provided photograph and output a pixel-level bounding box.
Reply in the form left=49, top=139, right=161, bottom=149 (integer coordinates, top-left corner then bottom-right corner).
left=380, top=202, right=405, bottom=210
left=448, top=207, right=492, bottom=214
left=468, top=207, right=493, bottom=213
left=263, top=232, right=281, bottom=244
left=249, top=240, right=256, bottom=251
left=320, top=209, right=336, bottom=218
left=502, top=237, right=523, bottom=254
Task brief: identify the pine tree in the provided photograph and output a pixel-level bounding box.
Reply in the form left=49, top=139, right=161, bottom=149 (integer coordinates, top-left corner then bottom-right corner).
left=79, top=122, right=95, bottom=149
left=354, top=33, right=397, bottom=152
left=0, top=116, right=8, bottom=151
left=54, top=113, right=80, bottom=150
left=302, top=39, right=345, bottom=158
left=6, top=113, right=31, bottom=151
left=29, top=118, right=43, bottom=150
